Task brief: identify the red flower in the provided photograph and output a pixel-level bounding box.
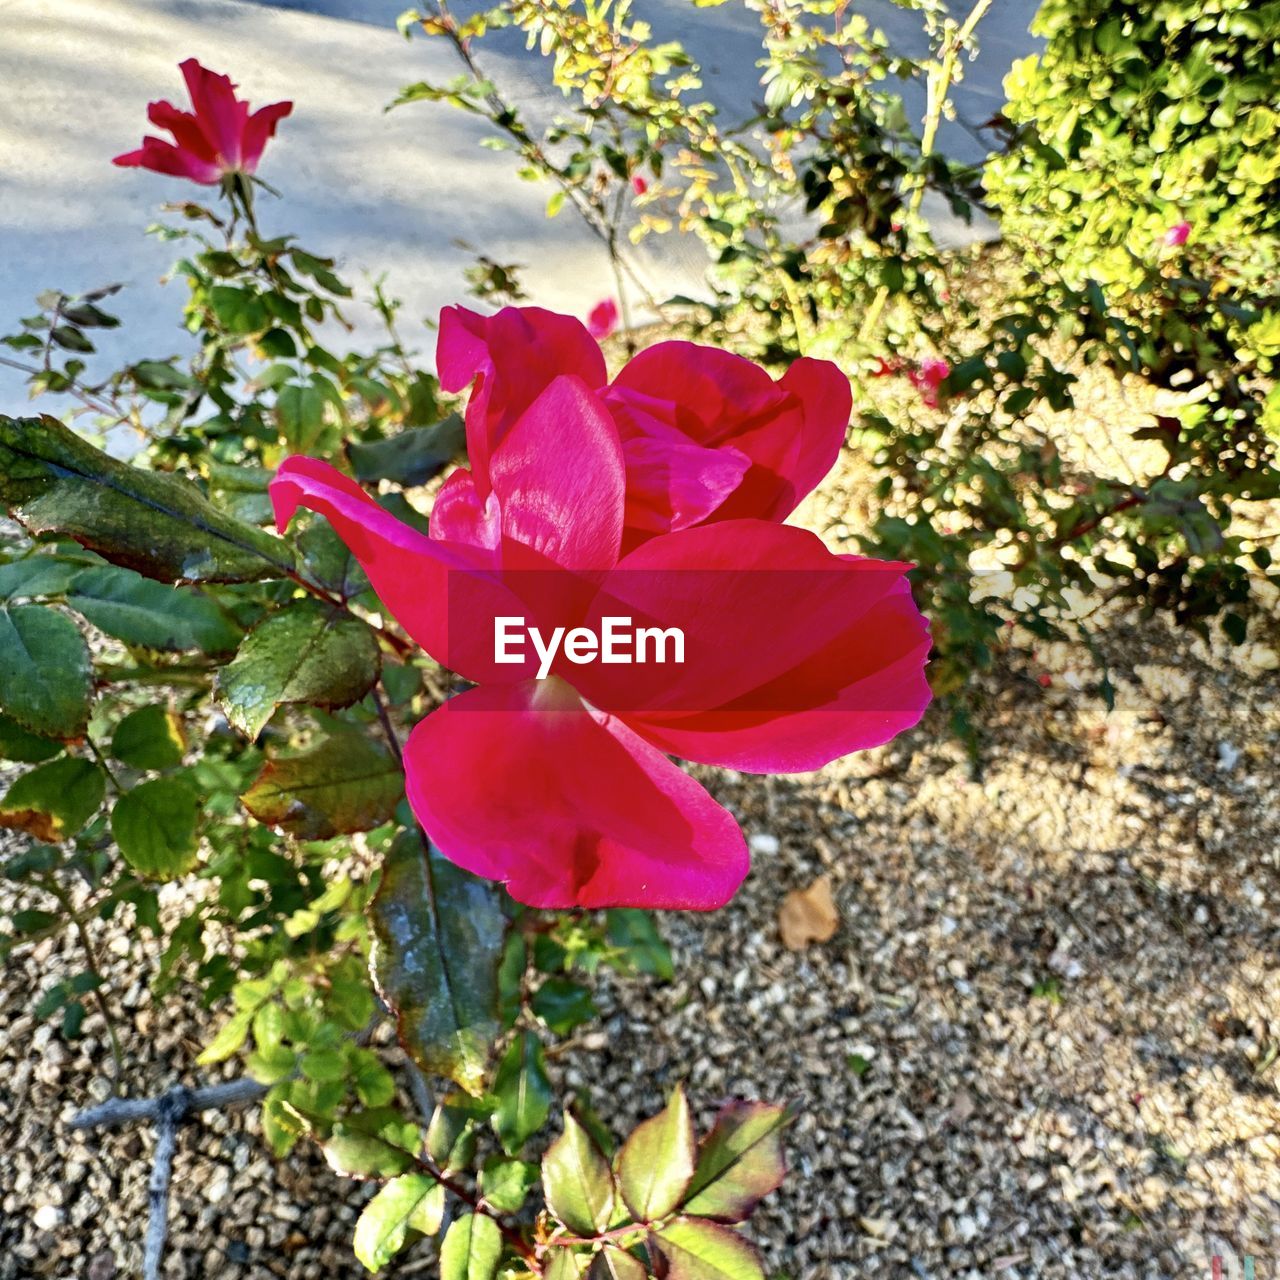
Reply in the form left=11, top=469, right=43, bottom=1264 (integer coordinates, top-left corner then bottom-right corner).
left=1163, top=221, right=1191, bottom=248
left=587, top=298, right=620, bottom=341
left=113, top=58, right=291, bottom=185
left=437, top=305, right=852, bottom=549
left=907, top=358, right=950, bottom=409
left=631, top=175, right=649, bottom=196
left=270, top=356, right=930, bottom=910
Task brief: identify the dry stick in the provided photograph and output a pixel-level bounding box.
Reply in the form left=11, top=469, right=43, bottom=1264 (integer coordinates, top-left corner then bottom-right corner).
left=72, top=1080, right=268, bottom=1280
left=858, top=0, right=994, bottom=343
left=70, top=1013, right=380, bottom=1280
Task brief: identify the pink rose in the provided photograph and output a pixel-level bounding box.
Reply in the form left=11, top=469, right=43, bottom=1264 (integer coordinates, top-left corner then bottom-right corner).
left=113, top=59, right=291, bottom=185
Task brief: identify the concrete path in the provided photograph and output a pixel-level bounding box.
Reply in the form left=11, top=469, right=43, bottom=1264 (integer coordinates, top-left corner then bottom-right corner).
left=0, top=0, right=1039, bottom=417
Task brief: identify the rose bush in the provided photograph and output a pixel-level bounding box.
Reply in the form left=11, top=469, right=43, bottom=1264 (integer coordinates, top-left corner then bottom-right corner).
left=0, top=52, right=930, bottom=1278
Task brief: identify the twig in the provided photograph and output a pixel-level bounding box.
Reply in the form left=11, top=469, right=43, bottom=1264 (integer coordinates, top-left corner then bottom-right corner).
left=72, top=1080, right=266, bottom=1280
left=70, top=1077, right=268, bottom=1132
left=41, top=876, right=126, bottom=1090
left=859, top=0, right=993, bottom=343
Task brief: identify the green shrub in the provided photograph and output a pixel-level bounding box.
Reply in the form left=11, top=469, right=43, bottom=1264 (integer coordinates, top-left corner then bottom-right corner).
left=986, top=0, right=1280, bottom=292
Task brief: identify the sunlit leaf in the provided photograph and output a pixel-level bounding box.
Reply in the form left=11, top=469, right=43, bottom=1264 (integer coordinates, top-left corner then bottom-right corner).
left=481, top=1155, right=538, bottom=1213
left=439, top=1211, right=502, bottom=1280
left=241, top=730, right=402, bottom=839
left=0, top=756, right=104, bottom=842
left=650, top=1218, right=764, bottom=1280
left=682, top=1102, right=790, bottom=1222
left=544, top=1111, right=614, bottom=1235
left=589, top=1248, right=647, bottom=1280
left=353, top=1172, right=442, bottom=1271
left=618, top=1084, right=696, bottom=1222
left=324, top=1109, right=424, bottom=1181
left=216, top=600, right=379, bottom=738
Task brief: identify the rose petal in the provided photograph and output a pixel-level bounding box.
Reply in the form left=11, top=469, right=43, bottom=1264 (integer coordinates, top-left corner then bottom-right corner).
left=241, top=100, right=293, bottom=173
left=269, top=455, right=505, bottom=677
left=571, top=519, right=931, bottom=771
left=179, top=58, right=248, bottom=169
left=486, top=375, right=625, bottom=571
left=437, top=305, right=606, bottom=488
left=404, top=679, right=749, bottom=909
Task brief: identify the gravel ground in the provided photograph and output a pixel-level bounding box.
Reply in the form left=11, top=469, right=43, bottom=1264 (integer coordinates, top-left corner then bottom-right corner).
left=3, top=439, right=1280, bottom=1279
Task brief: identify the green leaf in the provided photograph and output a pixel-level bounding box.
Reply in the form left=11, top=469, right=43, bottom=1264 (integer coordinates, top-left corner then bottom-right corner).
left=241, top=730, right=403, bottom=839
left=543, top=1111, right=615, bottom=1235
left=439, top=1211, right=502, bottom=1280
left=493, top=1031, right=552, bottom=1154
left=532, top=978, right=597, bottom=1036
left=2, top=843, right=60, bottom=881
left=589, top=1248, right=647, bottom=1280
left=300, top=1046, right=348, bottom=1083
left=217, top=600, right=379, bottom=738
left=299, top=518, right=370, bottom=600
left=497, top=932, right=526, bottom=1031
left=370, top=832, right=506, bottom=1096
left=325, top=1113, right=423, bottom=1181
left=0, top=756, right=104, bottom=842
left=277, top=382, right=332, bottom=453
left=111, top=778, right=200, bottom=878
left=196, top=1008, right=253, bottom=1065
left=650, top=1218, right=764, bottom=1280
left=0, top=557, right=78, bottom=601
left=618, top=1085, right=696, bottom=1222
left=481, top=1155, right=538, bottom=1213
left=110, top=705, right=186, bottom=770
left=427, top=1102, right=478, bottom=1174
left=0, top=415, right=293, bottom=583
left=0, top=713, right=62, bottom=763
left=0, top=604, right=92, bottom=738
left=681, top=1103, right=790, bottom=1223
left=606, top=910, right=673, bottom=979
left=347, top=415, right=466, bottom=488
left=67, top=566, right=242, bottom=652
left=548, top=1251, right=589, bottom=1279
left=353, top=1172, right=442, bottom=1271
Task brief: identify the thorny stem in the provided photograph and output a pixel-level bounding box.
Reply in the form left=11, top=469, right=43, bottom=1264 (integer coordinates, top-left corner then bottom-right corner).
left=367, top=687, right=541, bottom=1266
left=543, top=1221, right=648, bottom=1250
left=85, top=735, right=124, bottom=792
left=1011, top=491, right=1146, bottom=571
left=858, top=0, right=993, bottom=344
left=424, top=0, right=664, bottom=325
left=0, top=354, right=132, bottom=425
